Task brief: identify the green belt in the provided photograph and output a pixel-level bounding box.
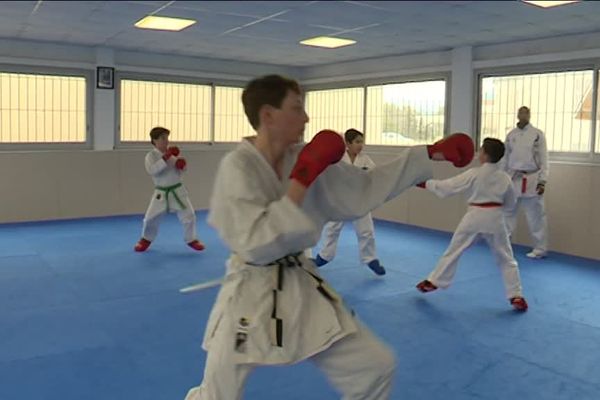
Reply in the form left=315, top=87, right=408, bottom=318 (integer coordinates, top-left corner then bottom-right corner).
left=155, top=183, right=185, bottom=212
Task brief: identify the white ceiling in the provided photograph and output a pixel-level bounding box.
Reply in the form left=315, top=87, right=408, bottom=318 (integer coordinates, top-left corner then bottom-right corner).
left=1, top=1, right=600, bottom=67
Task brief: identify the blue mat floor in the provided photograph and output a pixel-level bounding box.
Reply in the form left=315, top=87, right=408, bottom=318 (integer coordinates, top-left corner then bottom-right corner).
left=1, top=212, right=599, bottom=400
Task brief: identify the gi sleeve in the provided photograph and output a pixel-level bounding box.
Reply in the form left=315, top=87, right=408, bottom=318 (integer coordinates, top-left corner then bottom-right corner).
left=424, top=168, right=477, bottom=199
left=535, top=130, right=549, bottom=184
left=145, top=151, right=169, bottom=176
left=304, top=146, right=433, bottom=221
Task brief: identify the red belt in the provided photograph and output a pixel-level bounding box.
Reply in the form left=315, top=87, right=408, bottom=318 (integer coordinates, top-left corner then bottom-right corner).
left=469, top=202, right=503, bottom=208
left=517, top=171, right=537, bottom=194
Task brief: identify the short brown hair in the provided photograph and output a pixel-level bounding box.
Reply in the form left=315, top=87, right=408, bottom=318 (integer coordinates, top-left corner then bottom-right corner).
left=242, top=75, right=302, bottom=130
left=344, top=128, right=364, bottom=143
left=482, top=138, right=505, bottom=163
left=149, top=126, right=169, bottom=144
left=518, top=106, right=530, bottom=113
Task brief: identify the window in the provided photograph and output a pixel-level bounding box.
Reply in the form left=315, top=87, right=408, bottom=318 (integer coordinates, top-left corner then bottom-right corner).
left=304, top=87, right=364, bottom=141
left=120, top=79, right=211, bottom=142
left=596, top=74, right=600, bottom=154
left=214, top=86, right=254, bottom=142
left=366, top=80, right=446, bottom=146
left=479, top=70, right=594, bottom=153
left=0, top=71, right=86, bottom=143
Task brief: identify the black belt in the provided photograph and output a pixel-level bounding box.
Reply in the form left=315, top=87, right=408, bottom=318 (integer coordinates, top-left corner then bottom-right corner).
left=262, top=252, right=303, bottom=348
left=247, top=252, right=303, bottom=268
left=266, top=252, right=336, bottom=348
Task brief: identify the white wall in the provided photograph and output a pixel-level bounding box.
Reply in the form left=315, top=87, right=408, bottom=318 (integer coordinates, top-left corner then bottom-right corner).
left=94, top=48, right=116, bottom=151
left=299, top=51, right=451, bottom=85
left=0, top=148, right=226, bottom=223
left=0, top=34, right=599, bottom=261
left=449, top=47, right=473, bottom=134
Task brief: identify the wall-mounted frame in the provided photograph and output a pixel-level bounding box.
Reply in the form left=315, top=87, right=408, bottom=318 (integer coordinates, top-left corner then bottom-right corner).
left=97, top=66, right=114, bottom=89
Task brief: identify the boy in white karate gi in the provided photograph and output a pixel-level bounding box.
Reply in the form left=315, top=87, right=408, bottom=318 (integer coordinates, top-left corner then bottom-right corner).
left=134, top=126, right=205, bottom=252
left=185, top=75, right=474, bottom=400
left=415, top=138, right=528, bottom=312
left=315, top=128, right=385, bottom=275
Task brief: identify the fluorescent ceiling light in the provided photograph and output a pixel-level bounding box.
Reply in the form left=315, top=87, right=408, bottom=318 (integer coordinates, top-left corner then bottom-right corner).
left=135, top=15, right=196, bottom=31
left=522, top=1, right=579, bottom=8
left=300, top=36, right=356, bottom=49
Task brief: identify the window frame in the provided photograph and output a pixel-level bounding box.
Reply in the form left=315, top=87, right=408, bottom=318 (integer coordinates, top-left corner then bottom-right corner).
left=302, top=72, right=450, bottom=152
left=304, top=85, right=366, bottom=142
left=115, top=72, right=248, bottom=150
left=475, top=61, right=600, bottom=164
left=115, top=72, right=216, bottom=149
left=0, top=64, right=93, bottom=151
left=212, top=84, right=254, bottom=143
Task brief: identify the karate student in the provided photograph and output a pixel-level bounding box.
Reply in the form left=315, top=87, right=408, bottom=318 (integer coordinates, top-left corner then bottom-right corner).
left=184, top=74, right=474, bottom=400
left=415, top=138, right=528, bottom=312
left=502, top=106, right=549, bottom=259
left=314, top=128, right=386, bottom=276
left=134, top=126, right=205, bottom=252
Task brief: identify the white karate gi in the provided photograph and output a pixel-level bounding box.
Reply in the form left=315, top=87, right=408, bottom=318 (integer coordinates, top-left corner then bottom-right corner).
left=141, top=148, right=197, bottom=243
left=423, top=163, right=523, bottom=299
left=501, top=124, right=549, bottom=254
left=318, top=151, right=378, bottom=264
left=185, top=138, right=433, bottom=400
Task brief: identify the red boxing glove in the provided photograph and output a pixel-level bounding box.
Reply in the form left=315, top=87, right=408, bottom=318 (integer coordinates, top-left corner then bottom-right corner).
left=290, top=130, right=345, bottom=187
left=162, top=146, right=181, bottom=161
left=427, top=133, right=474, bottom=168
left=416, top=182, right=426, bottom=189
left=175, top=158, right=187, bottom=170
left=168, top=146, right=180, bottom=157
left=162, top=151, right=173, bottom=161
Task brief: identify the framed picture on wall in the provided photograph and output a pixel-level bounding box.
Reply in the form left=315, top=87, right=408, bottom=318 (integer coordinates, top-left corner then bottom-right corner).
left=96, top=66, right=114, bottom=89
